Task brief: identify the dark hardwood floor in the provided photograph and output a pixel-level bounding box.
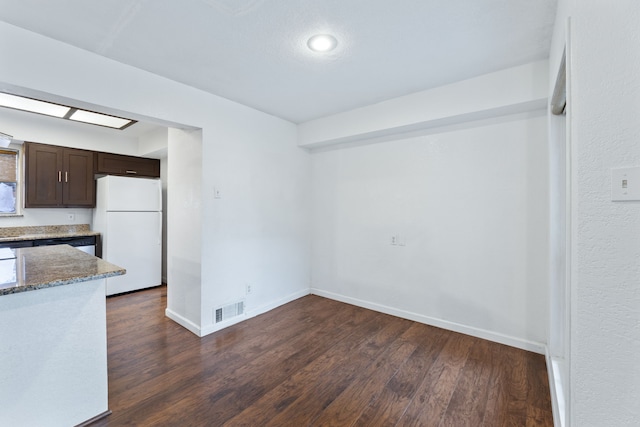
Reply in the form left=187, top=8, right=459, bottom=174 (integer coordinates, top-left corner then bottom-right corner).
left=91, top=286, right=554, bottom=426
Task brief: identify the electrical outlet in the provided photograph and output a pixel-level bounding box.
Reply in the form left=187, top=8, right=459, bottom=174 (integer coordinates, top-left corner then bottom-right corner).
left=391, top=235, right=398, bottom=245
left=66, top=213, right=75, bottom=222
left=246, top=284, right=252, bottom=294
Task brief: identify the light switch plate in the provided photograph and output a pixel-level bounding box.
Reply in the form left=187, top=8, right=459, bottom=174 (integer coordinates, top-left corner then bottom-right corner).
left=612, top=167, right=640, bottom=201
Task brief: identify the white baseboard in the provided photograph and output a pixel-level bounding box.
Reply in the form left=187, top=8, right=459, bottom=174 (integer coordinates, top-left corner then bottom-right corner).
left=168, top=286, right=546, bottom=356
left=246, top=288, right=311, bottom=319
left=165, top=308, right=201, bottom=336
left=310, top=288, right=546, bottom=355
left=198, top=288, right=311, bottom=337
left=199, top=314, right=247, bottom=337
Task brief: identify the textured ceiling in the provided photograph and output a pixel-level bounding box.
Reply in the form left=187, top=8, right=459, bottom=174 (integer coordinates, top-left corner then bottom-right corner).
left=0, top=0, right=557, bottom=123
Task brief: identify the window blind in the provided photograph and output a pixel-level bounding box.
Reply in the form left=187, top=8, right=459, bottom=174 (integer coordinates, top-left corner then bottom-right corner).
left=0, top=149, right=18, bottom=213
left=0, top=149, right=17, bottom=182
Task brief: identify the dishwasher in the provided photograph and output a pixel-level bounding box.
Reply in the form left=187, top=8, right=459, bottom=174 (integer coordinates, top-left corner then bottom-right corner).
left=32, top=236, right=97, bottom=256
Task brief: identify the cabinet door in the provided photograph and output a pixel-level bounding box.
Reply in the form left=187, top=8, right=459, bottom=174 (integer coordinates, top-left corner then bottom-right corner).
left=24, top=142, right=63, bottom=207
left=63, top=148, right=95, bottom=207
left=96, top=152, right=160, bottom=178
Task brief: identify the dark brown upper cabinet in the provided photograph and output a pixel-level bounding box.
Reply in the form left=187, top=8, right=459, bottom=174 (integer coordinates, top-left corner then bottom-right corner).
left=24, top=142, right=96, bottom=208
left=95, top=152, right=160, bottom=178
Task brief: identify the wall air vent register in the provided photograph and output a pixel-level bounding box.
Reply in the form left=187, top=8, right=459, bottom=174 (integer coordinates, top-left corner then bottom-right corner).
left=215, top=301, right=245, bottom=323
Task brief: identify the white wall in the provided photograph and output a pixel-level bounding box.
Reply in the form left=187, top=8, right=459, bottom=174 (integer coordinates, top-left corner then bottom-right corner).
left=200, top=109, right=311, bottom=334
left=556, top=1, right=640, bottom=426
left=311, top=112, right=549, bottom=351
left=0, top=22, right=311, bottom=336
left=138, top=127, right=169, bottom=158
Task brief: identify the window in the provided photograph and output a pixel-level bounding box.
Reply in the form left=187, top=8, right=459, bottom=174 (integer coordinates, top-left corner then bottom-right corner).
left=0, top=148, right=19, bottom=214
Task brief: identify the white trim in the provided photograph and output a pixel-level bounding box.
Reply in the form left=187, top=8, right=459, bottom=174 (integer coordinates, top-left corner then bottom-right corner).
left=200, top=313, right=248, bottom=337
left=305, top=101, right=547, bottom=151
left=298, top=60, right=549, bottom=149
left=565, top=18, right=574, bottom=426
left=171, top=286, right=546, bottom=354
left=546, top=346, right=565, bottom=427
left=198, top=288, right=311, bottom=337
left=245, top=288, right=311, bottom=319
left=311, top=288, right=546, bottom=354
left=165, top=308, right=201, bottom=336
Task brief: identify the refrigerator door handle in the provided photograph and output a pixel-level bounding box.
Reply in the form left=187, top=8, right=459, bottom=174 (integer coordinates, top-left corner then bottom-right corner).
left=158, top=213, right=162, bottom=246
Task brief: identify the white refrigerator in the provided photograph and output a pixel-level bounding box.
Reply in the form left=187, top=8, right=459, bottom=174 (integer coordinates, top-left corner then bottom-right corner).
left=93, top=175, right=162, bottom=296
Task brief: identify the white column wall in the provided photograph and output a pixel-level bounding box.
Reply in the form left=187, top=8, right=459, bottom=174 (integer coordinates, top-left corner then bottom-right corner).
left=200, top=112, right=311, bottom=334
left=165, top=128, right=203, bottom=331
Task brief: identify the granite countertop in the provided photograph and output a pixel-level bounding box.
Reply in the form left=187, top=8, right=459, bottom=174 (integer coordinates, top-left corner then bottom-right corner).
left=0, top=224, right=100, bottom=243
left=0, top=245, right=125, bottom=296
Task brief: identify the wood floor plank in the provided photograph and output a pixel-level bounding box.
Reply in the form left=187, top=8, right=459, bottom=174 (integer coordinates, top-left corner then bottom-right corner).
left=527, top=350, right=553, bottom=408
left=439, top=338, right=495, bottom=426
left=394, top=332, right=476, bottom=427
left=352, top=325, right=452, bottom=427
left=503, top=346, right=531, bottom=426
left=109, top=296, right=366, bottom=425
left=224, top=312, right=404, bottom=426
left=134, top=303, right=376, bottom=426
left=90, top=286, right=554, bottom=427
left=143, top=300, right=380, bottom=425
left=263, top=314, right=414, bottom=427
left=109, top=295, right=339, bottom=416
left=479, top=342, right=510, bottom=426
left=309, top=323, right=437, bottom=427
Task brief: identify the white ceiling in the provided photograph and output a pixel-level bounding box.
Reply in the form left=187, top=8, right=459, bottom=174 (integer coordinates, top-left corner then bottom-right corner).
left=0, top=0, right=557, bottom=124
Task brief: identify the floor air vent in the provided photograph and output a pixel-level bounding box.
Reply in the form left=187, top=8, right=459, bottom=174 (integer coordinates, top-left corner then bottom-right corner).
left=215, top=301, right=244, bottom=323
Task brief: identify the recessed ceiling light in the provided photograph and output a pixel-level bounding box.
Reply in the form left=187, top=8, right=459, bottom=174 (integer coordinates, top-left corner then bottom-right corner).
left=0, top=92, right=70, bottom=118
left=307, top=34, right=338, bottom=52
left=69, top=109, right=133, bottom=129
left=0, top=92, right=136, bottom=130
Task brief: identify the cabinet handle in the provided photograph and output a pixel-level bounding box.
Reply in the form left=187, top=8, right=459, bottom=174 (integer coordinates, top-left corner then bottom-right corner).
left=65, top=171, right=68, bottom=183
left=58, top=171, right=62, bottom=182
left=125, top=170, right=138, bottom=174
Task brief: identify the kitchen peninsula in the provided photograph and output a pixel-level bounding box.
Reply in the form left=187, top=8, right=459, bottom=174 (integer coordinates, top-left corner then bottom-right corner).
left=0, top=244, right=125, bottom=427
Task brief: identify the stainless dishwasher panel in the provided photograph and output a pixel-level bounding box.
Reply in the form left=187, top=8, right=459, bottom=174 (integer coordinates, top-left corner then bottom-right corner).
left=32, top=236, right=97, bottom=256
left=76, top=245, right=95, bottom=256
